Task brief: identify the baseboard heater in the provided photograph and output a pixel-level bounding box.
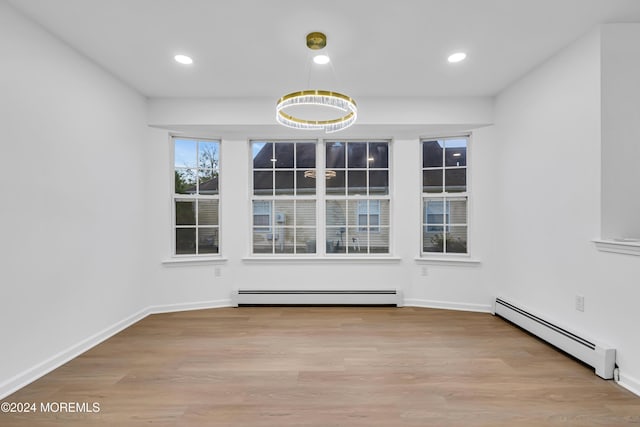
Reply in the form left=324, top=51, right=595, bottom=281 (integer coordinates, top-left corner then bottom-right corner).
left=494, top=297, right=616, bottom=379
left=233, top=290, right=402, bottom=307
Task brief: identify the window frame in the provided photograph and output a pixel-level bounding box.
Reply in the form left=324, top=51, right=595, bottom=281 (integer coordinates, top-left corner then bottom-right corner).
left=324, top=139, right=392, bottom=256
left=249, top=139, right=392, bottom=257
left=250, top=140, right=319, bottom=255
left=171, top=136, right=221, bottom=257
left=420, top=135, right=470, bottom=257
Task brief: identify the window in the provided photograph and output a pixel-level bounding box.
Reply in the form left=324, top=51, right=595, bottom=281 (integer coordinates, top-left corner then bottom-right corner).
left=173, top=137, right=220, bottom=255
left=325, top=141, right=390, bottom=254
left=358, top=200, right=380, bottom=232
left=421, top=137, right=468, bottom=254
left=252, top=201, right=271, bottom=233
left=251, top=141, right=317, bottom=254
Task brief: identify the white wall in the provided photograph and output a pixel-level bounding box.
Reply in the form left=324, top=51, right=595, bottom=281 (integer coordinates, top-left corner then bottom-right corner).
left=145, top=97, right=497, bottom=312
left=494, top=26, right=640, bottom=392
left=601, top=24, right=640, bottom=239
left=0, top=2, right=149, bottom=396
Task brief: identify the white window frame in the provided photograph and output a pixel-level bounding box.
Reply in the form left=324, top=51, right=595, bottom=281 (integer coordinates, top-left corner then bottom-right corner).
left=250, top=140, right=318, bottom=255
left=420, top=135, right=469, bottom=256
left=172, top=136, right=221, bottom=257
left=249, top=139, right=392, bottom=257
left=324, top=139, right=391, bottom=255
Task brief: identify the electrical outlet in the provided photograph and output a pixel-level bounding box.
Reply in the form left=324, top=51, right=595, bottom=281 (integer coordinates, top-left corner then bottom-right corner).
left=575, top=295, right=585, bottom=312
left=214, top=267, right=222, bottom=278
left=421, top=266, right=428, bottom=276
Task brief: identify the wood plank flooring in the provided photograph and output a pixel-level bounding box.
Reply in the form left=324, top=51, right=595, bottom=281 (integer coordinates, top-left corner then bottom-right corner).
left=2, top=307, right=639, bottom=426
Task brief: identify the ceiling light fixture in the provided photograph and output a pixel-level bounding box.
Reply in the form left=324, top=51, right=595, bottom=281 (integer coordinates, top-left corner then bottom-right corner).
left=448, top=52, right=467, bottom=63
left=276, top=32, right=357, bottom=133
left=174, top=54, right=193, bottom=65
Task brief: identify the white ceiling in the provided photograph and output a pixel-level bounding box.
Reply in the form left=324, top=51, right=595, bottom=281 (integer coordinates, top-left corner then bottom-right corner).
left=9, top=0, right=640, bottom=98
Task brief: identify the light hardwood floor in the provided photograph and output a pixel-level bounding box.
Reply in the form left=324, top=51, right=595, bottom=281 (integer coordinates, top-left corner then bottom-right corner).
left=2, top=307, right=639, bottom=426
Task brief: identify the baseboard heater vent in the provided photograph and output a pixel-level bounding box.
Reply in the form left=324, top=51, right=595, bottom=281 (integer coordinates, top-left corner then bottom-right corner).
left=233, top=290, right=402, bottom=307
left=495, top=297, right=616, bottom=379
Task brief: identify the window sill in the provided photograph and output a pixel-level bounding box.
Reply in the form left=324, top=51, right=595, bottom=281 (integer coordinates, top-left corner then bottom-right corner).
left=593, top=239, right=640, bottom=256
left=162, top=257, right=228, bottom=266
left=242, top=256, right=402, bottom=264
left=414, top=256, right=481, bottom=266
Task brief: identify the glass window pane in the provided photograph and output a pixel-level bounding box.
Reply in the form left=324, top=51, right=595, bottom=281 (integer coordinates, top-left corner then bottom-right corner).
left=347, top=227, right=368, bottom=254
left=326, top=170, right=345, bottom=195
left=274, top=227, right=293, bottom=253
left=274, top=200, right=294, bottom=225
left=275, top=143, right=294, bottom=168
left=296, top=228, right=317, bottom=253
left=274, top=171, right=294, bottom=195
left=296, top=143, right=316, bottom=168
left=446, top=226, right=467, bottom=253
left=198, top=141, right=219, bottom=170
left=368, top=142, right=388, bottom=168
left=252, top=142, right=273, bottom=168
left=423, top=170, right=443, bottom=193
left=176, top=228, right=196, bottom=254
left=347, top=142, right=367, bottom=168
left=253, top=171, right=273, bottom=195
left=198, top=200, right=218, bottom=226
left=176, top=200, right=196, bottom=225
left=174, top=139, right=197, bottom=168
left=296, top=170, right=316, bottom=195
left=296, top=200, right=316, bottom=227
left=369, top=170, right=388, bottom=195
left=445, top=139, right=467, bottom=167
left=253, top=201, right=271, bottom=232
left=423, top=226, right=445, bottom=253
left=326, top=142, right=345, bottom=168
left=326, top=227, right=347, bottom=253
left=448, top=198, right=467, bottom=225
left=377, top=200, right=389, bottom=227
left=370, top=228, right=389, bottom=253
left=326, top=200, right=346, bottom=226
left=198, top=228, right=218, bottom=254
left=422, top=140, right=443, bottom=168
left=347, top=200, right=361, bottom=227
left=425, top=200, right=445, bottom=225
left=253, top=229, right=272, bottom=253
left=175, top=169, right=196, bottom=194
left=445, top=169, right=466, bottom=192
left=198, top=169, right=218, bottom=195
left=347, top=170, right=367, bottom=195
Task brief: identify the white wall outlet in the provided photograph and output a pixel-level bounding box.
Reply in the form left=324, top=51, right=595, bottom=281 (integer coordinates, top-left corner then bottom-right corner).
left=214, top=267, right=222, bottom=278
left=575, top=295, right=585, bottom=312
left=421, top=266, right=429, bottom=276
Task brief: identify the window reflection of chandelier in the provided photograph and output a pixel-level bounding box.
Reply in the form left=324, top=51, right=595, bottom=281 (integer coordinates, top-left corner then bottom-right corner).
left=304, top=170, right=337, bottom=179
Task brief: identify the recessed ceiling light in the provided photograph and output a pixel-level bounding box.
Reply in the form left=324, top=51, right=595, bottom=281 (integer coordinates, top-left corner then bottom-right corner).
left=174, top=54, right=193, bottom=65
left=313, top=54, right=330, bottom=65
left=447, top=52, right=467, bottom=63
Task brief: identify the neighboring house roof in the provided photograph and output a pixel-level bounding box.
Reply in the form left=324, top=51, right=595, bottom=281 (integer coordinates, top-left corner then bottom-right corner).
left=183, top=175, right=219, bottom=195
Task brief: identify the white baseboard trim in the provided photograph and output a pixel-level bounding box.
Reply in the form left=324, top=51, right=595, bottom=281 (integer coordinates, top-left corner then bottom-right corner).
left=149, top=299, right=233, bottom=314
left=0, top=306, right=150, bottom=400
left=617, top=371, right=640, bottom=397
left=0, top=299, right=235, bottom=400
left=404, top=298, right=493, bottom=313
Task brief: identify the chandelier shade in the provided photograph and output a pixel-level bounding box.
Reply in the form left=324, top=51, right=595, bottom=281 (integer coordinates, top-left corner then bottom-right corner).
left=276, top=90, right=357, bottom=133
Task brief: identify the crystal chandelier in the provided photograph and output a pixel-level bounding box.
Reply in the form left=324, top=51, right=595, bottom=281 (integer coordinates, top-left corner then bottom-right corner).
left=276, top=33, right=357, bottom=133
